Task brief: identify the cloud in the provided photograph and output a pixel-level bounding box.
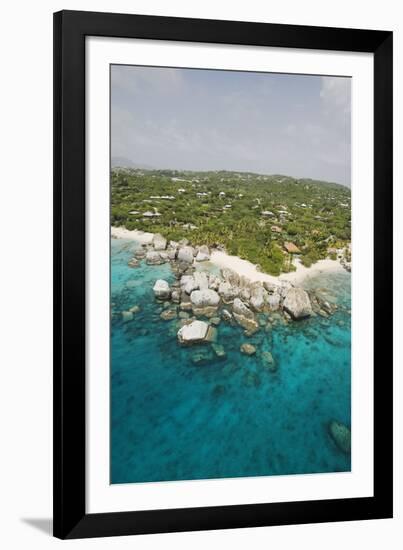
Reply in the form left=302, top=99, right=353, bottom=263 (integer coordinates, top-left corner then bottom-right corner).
left=111, top=66, right=351, bottom=185
left=320, top=76, right=351, bottom=116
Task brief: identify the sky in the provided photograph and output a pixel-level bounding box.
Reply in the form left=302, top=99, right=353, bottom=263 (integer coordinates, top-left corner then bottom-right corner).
left=111, top=65, right=351, bottom=186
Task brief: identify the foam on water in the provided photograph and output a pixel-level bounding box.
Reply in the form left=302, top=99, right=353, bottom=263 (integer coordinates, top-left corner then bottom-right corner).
left=111, top=239, right=351, bottom=484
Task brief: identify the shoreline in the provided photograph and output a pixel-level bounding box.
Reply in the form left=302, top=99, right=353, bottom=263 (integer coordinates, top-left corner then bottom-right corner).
left=111, top=226, right=348, bottom=285
left=111, top=226, right=155, bottom=244
left=210, top=250, right=345, bottom=286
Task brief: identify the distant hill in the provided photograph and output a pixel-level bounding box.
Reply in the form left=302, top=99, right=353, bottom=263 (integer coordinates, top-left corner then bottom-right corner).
left=111, top=157, right=154, bottom=170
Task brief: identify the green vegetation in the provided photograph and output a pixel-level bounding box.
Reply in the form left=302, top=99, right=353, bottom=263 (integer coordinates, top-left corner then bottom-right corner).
left=111, top=168, right=351, bottom=276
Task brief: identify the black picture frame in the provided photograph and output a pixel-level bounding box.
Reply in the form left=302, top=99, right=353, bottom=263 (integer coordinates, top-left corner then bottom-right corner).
left=53, top=9, right=393, bottom=539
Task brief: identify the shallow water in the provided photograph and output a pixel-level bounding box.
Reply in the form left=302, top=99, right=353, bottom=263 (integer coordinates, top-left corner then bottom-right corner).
left=111, top=239, right=351, bottom=484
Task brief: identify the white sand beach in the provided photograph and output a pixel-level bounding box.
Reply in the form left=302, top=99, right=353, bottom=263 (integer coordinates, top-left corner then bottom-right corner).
left=210, top=251, right=345, bottom=286
left=112, top=226, right=346, bottom=285
left=111, top=226, right=154, bottom=244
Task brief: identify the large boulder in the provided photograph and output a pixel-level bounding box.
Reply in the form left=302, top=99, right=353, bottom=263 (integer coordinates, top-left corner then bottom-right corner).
left=221, top=268, right=240, bottom=287
left=249, top=284, right=268, bottom=312
left=328, top=421, right=351, bottom=454
left=191, top=288, right=220, bottom=317
left=180, top=275, right=198, bottom=294
left=239, top=287, right=251, bottom=301
left=208, top=274, right=220, bottom=291
left=167, top=248, right=177, bottom=260
left=233, top=298, right=255, bottom=319
left=218, top=281, right=239, bottom=303
left=194, top=271, right=209, bottom=290
left=283, top=287, right=312, bottom=319
left=177, top=320, right=209, bottom=344
left=196, top=245, right=210, bottom=262
left=279, top=281, right=293, bottom=298
left=152, top=233, right=167, bottom=250
left=190, top=289, right=220, bottom=308
left=232, top=298, right=259, bottom=333
left=177, top=246, right=195, bottom=264
left=153, top=279, right=171, bottom=300
left=145, top=250, right=165, bottom=265
left=267, top=293, right=281, bottom=311
left=263, top=281, right=281, bottom=294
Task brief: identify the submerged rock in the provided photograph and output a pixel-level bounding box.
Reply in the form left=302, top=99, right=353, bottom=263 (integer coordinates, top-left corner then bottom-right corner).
left=244, top=372, right=261, bottom=387
left=261, top=351, right=277, bottom=372
left=212, top=343, right=226, bottom=359
left=128, top=258, right=140, bottom=268
left=121, top=311, right=133, bottom=323
left=146, top=251, right=165, bottom=265
left=178, top=311, right=190, bottom=319
left=240, top=343, right=256, bottom=355
left=205, top=325, right=218, bottom=343
left=221, top=309, right=233, bottom=323
left=153, top=279, right=171, bottom=300
left=191, top=349, right=213, bottom=365
left=177, top=320, right=209, bottom=344
left=134, top=249, right=146, bottom=259
left=210, top=317, right=221, bottom=326
left=328, top=421, right=351, bottom=454
left=160, top=308, right=177, bottom=321
left=283, top=287, right=313, bottom=319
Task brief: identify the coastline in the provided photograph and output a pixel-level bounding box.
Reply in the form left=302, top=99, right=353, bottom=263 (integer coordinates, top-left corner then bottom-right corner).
left=210, top=250, right=345, bottom=286
left=111, top=226, right=154, bottom=244
left=111, top=226, right=347, bottom=285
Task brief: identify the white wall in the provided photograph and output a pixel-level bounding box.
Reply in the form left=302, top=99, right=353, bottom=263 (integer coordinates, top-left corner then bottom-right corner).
left=0, top=0, right=400, bottom=547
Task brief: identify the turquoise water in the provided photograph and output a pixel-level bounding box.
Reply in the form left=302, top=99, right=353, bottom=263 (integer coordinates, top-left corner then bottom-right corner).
left=111, top=239, right=351, bottom=484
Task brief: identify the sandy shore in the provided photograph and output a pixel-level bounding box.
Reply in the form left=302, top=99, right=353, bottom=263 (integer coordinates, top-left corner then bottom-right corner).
left=112, top=226, right=346, bottom=285
left=210, top=251, right=281, bottom=285
left=111, top=226, right=154, bottom=244
left=210, top=250, right=345, bottom=286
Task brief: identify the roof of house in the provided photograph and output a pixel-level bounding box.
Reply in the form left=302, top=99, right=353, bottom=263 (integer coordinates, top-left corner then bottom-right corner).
left=284, top=242, right=301, bottom=254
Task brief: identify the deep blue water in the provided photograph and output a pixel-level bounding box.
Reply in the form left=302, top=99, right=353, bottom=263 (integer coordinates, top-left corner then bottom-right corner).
left=111, top=239, right=351, bottom=484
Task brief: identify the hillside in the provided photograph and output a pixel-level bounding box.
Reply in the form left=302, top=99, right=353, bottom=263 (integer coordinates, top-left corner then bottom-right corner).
left=111, top=168, right=351, bottom=276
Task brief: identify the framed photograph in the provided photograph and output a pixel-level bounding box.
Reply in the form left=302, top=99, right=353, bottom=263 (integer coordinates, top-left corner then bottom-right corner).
left=53, top=10, right=393, bottom=539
